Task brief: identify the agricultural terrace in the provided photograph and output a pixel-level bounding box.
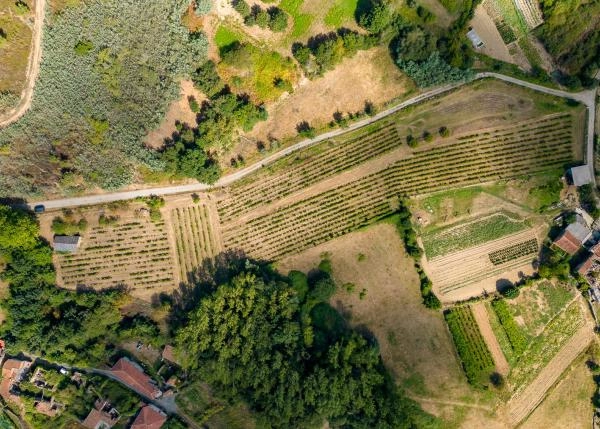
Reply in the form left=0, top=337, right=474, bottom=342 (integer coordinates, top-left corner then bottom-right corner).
left=0, top=0, right=33, bottom=112
left=444, top=306, right=495, bottom=386
left=167, top=198, right=222, bottom=281
left=54, top=210, right=177, bottom=299
left=219, top=82, right=581, bottom=260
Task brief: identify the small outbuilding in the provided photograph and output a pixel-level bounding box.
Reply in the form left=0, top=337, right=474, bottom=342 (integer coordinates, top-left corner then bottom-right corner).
left=570, top=165, right=592, bottom=187
left=53, top=236, right=81, bottom=253
left=466, top=29, right=484, bottom=49
left=553, top=214, right=593, bottom=255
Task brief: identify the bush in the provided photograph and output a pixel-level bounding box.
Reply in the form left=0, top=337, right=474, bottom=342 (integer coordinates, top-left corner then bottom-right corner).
left=397, top=51, right=475, bottom=88
left=439, top=126, right=450, bottom=137
left=191, top=60, right=224, bottom=98
left=268, top=7, right=288, bottom=32
left=195, top=0, right=212, bottom=15
left=500, top=284, right=520, bottom=299
left=51, top=216, right=88, bottom=235
left=232, top=0, right=250, bottom=17
left=296, top=121, right=315, bottom=138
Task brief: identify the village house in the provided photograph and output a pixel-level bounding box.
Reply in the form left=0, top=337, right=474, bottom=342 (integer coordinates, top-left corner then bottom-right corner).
left=110, top=358, right=162, bottom=399
left=82, top=400, right=120, bottom=429
left=553, top=213, right=593, bottom=255
left=0, top=358, right=32, bottom=406
left=570, top=165, right=592, bottom=187
left=130, top=404, right=167, bottom=429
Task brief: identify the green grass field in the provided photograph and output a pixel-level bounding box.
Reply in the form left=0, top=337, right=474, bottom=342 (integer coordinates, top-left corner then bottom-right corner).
left=214, top=25, right=242, bottom=51
left=422, top=212, right=528, bottom=258
left=279, top=0, right=313, bottom=39
left=324, top=0, right=358, bottom=28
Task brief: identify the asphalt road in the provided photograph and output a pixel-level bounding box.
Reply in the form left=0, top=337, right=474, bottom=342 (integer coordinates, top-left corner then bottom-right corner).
left=27, top=73, right=597, bottom=210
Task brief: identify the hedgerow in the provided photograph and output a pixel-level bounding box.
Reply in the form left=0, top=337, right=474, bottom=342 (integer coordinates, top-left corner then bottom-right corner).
left=490, top=298, right=528, bottom=355
left=0, top=0, right=208, bottom=196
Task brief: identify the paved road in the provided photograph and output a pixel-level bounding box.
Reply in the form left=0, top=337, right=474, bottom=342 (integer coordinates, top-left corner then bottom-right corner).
left=27, top=73, right=597, bottom=210
left=0, top=0, right=45, bottom=128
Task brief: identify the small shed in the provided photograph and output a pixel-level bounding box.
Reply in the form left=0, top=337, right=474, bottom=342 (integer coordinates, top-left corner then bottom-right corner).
left=53, top=236, right=81, bottom=253
left=466, top=29, right=484, bottom=49
left=570, top=165, right=592, bottom=187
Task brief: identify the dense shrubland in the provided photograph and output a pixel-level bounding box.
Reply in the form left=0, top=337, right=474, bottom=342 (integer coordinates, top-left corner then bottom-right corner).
left=232, top=0, right=288, bottom=32
left=0, top=0, right=208, bottom=197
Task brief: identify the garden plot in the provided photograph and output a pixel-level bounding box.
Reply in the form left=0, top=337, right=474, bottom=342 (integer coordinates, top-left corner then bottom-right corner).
left=426, top=228, right=540, bottom=300
left=168, top=200, right=223, bottom=281
left=56, top=213, right=177, bottom=299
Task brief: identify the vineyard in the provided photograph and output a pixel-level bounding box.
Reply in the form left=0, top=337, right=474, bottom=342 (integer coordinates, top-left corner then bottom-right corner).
left=221, top=113, right=575, bottom=260
left=170, top=202, right=222, bottom=280
left=444, top=306, right=495, bottom=386
left=488, top=238, right=538, bottom=265
left=56, top=215, right=176, bottom=297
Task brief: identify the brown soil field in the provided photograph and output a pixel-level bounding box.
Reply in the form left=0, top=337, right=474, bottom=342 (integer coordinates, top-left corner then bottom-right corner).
left=424, top=228, right=542, bottom=303
left=471, top=302, right=510, bottom=375
left=144, top=80, right=206, bottom=150
left=505, top=320, right=594, bottom=426
left=246, top=47, right=414, bottom=142
left=520, top=350, right=596, bottom=429
left=278, top=223, right=486, bottom=402
left=470, top=4, right=515, bottom=65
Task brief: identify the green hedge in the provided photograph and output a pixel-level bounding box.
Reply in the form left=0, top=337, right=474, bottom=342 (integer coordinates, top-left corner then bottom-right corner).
left=490, top=299, right=528, bottom=355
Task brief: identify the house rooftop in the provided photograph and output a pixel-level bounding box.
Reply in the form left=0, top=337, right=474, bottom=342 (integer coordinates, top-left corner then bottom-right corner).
left=570, top=165, right=592, bottom=187
left=577, top=254, right=595, bottom=276
left=82, top=408, right=117, bottom=429
left=110, top=358, right=161, bottom=399
left=53, top=235, right=81, bottom=253
left=161, top=345, right=178, bottom=365
left=466, top=29, right=484, bottom=48
left=131, top=405, right=167, bottom=429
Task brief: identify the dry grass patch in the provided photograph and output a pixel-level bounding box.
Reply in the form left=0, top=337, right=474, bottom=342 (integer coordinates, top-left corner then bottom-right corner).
left=278, top=223, right=477, bottom=401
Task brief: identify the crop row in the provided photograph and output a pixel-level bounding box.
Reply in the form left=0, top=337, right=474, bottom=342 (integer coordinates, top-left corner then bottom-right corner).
left=222, top=119, right=573, bottom=260
left=217, top=113, right=572, bottom=222
left=488, top=239, right=539, bottom=265
left=57, top=218, right=175, bottom=291
left=445, top=307, right=495, bottom=386
left=172, top=204, right=218, bottom=280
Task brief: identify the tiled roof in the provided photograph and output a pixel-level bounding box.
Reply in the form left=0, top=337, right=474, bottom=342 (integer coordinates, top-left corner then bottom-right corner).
left=577, top=255, right=594, bottom=275
left=111, top=358, right=160, bottom=399
left=131, top=405, right=167, bottom=429
left=161, top=345, right=178, bottom=365
left=82, top=409, right=116, bottom=429
left=554, top=231, right=582, bottom=255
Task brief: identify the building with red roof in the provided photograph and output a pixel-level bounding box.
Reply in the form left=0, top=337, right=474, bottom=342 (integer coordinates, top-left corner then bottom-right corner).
left=0, top=358, right=31, bottom=406
left=82, top=408, right=118, bottom=429
left=553, top=216, right=593, bottom=255
left=130, top=405, right=167, bottom=429
left=110, top=358, right=161, bottom=399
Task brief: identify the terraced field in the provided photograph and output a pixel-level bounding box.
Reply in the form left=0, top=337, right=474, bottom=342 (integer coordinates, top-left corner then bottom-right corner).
left=221, top=113, right=574, bottom=260
left=56, top=216, right=176, bottom=296
left=171, top=202, right=222, bottom=280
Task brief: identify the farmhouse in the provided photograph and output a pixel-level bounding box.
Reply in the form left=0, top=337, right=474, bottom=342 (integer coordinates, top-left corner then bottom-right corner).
left=570, top=165, right=592, bottom=187
left=53, top=235, right=81, bottom=253
left=0, top=358, right=32, bottom=406
left=110, top=357, right=162, bottom=399
left=131, top=405, right=167, bottom=429
left=553, top=215, right=593, bottom=254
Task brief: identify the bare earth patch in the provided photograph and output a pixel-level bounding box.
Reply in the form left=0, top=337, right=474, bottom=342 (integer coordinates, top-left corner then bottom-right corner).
left=247, top=47, right=413, bottom=141
left=470, top=4, right=514, bottom=65
left=472, top=302, right=510, bottom=375
left=144, top=80, right=205, bottom=149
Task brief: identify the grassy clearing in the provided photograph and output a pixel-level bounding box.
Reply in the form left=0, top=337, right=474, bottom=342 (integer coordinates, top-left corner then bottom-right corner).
left=219, top=43, right=300, bottom=102
left=486, top=301, right=516, bottom=365
left=279, top=0, right=313, bottom=39
left=508, top=300, right=585, bottom=391
left=422, top=212, right=528, bottom=258
left=176, top=382, right=255, bottom=429
left=214, top=25, right=242, bottom=51
left=437, top=0, right=465, bottom=14
left=324, top=0, right=358, bottom=28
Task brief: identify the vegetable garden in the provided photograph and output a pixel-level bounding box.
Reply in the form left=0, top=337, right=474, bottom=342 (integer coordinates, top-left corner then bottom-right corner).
left=171, top=203, right=221, bottom=280
left=444, top=306, right=495, bottom=386
left=488, top=238, right=538, bottom=265
left=221, top=112, right=574, bottom=260
left=57, top=217, right=175, bottom=295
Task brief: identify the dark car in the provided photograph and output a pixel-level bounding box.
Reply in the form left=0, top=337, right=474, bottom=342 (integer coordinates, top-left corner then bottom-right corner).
left=33, top=205, right=45, bottom=214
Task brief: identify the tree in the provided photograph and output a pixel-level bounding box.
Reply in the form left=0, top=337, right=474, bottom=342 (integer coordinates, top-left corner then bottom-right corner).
left=358, top=1, right=392, bottom=34
left=397, top=51, right=474, bottom=88
left=0, top=206, right=38, bottom=251
left=232, top=0, right=250, bottom=17
left=268, top=7, right=288, bottom=32
left=191, top=60, right=224, bottom=98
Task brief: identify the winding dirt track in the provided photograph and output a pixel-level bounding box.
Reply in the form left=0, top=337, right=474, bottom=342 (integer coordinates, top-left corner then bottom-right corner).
left=505, top=321, right=594, bottom=426
left=0, top=0, right=45, bottom=127
left=471, top=302, right=510, bottom=375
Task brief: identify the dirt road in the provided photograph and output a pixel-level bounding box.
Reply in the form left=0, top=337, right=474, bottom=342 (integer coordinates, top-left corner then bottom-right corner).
left=471, top=302, right=510, bottom=375
left=0, top=0, right=45, bottom=127
left=25, top=73, right=597, bottom=210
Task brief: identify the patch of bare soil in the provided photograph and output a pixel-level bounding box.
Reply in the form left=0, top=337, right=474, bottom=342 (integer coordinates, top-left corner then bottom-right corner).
left=246, top=47, right=412, bottom=142
left=277, top=223, right=479, bottom=402
left=144, top=80, right=206, bottom=150
left=472, top=302, right=510, bottom=375
left=470, top=4, right=514, bottom=65
left=521, top=349, right=596, bottom=429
